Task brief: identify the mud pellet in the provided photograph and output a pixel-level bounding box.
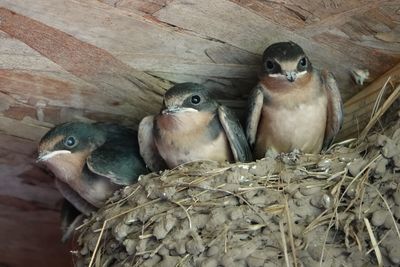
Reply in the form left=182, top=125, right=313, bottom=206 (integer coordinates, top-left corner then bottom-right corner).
left=393, top=205, right=400, bottom=219
left=157, top=256, right=180, bottom=267
left=299, top=186, right=320, bottom=196
left=347, top=159, right=368, bottom=177
left=389, top=246, right=400, bottom=265
left=207, top=245, right=219, bottom=257
left=247, top=255, right=265, bottom=267
left=394, top=193, right=400, bottom=206
left=293, top=190, right=304, bottom=199
left=371, top=210, right=387, bottom=226
left=142, top=255, right=161, bottom=267
left=199, top=257, right=219, bottom=267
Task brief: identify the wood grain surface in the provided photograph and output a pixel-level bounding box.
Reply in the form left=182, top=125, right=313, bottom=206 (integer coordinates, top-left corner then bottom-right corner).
left=0, top=1, right=399, bottom=266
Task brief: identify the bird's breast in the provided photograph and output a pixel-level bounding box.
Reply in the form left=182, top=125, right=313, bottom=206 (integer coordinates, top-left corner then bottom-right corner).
left=77, top=167, right=121, bottom=207
left=42, top=151, right=87, bottom=184
left=255, top=93, right=328, bottom=157
left=154, top=112, right=233, bottom=168
left=42, top=151, right=120, bottom=208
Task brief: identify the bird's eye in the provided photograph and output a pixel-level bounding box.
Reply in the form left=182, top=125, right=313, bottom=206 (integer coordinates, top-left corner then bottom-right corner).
left=64, top=136, right=77, bottom=148
left=191, top=95, right=201, bottom=105
left=299, top=57, right=307, bottom=67
left=266, top=60, right=274, bottom=70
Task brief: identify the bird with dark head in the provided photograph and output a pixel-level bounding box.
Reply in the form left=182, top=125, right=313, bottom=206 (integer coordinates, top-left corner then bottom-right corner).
left=247, top=41, right=343, bottom=159
left=262, top=42, right=312, bottom=83
left=38, top=122, right=148, bottom=239
left=139, top=82, right=252, bottom=171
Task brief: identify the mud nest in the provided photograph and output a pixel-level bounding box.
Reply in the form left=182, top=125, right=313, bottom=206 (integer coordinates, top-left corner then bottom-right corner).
left=77, top=119, right=400, bottom=267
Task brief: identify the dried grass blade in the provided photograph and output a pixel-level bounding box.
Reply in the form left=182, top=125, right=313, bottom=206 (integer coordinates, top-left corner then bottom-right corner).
left=279, top=220, right=290, bottom=267
left=364, top=218, right=383, bottom=267
left=360, top=84, right=400, bottom=140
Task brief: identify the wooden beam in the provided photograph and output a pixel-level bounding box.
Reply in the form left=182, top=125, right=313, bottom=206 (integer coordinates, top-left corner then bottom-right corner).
left=0, top=115, right=50, bottom=141
left=337, top=62, right=400, bottom=140
left=0, top=7, right=168, bottom=117
left=0, top=133, right=73, bottom=267
left=295, top=1, right=392, bottom=38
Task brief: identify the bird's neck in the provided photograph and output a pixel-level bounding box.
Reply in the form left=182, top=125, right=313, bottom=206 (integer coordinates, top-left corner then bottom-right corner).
left=155, top=111, right=215, bottom=134
left=260, top=71, right=324, bottom=108
left=44, top=150, right=90, bottom=183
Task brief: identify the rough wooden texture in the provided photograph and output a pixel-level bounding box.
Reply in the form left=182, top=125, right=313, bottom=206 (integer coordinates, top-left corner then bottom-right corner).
left=0, top=1, right=400, bottom=265
left=0, top=0, right=400, bottom=141
left=0, top=133, right=73, bottom=267
left=338, top=62, right=400, bottom=140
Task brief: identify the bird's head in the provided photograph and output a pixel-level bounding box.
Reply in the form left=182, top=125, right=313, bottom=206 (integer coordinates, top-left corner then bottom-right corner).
left=262, top=41, right=312, bottom=83
left=161, top=82, right=219, bottom=115
left=37, top=122, right=105, bottom=181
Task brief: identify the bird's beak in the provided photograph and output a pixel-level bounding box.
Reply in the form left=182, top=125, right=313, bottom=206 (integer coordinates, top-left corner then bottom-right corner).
left=37, top=150, right=71, bottom=162
left=162, top=106, right=181, bottom=115
left=285, top=71, right=297, bottom=82
left=161, top=106, right=198, bottom=115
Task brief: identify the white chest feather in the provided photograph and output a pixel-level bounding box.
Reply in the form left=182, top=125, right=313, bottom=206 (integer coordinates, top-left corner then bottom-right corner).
left=154, top=112, right=232, bottom=168
left=156, top=131, right=231, bottom=168
left=256, top=83, right=328, bottom=156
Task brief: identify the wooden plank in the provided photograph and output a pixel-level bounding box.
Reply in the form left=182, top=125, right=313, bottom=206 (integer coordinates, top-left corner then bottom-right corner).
left=344, top=63, right=400, bottom=107
left=0, top=133, right=73, bottom=267
left=152, top=0, right=383, bottom=100
left=228, top=0, right=307, bottom=30
left=312, top=32, right=400, bottom=74
left=0, top=30, right=67, bottom=73
left=337, top=62, right=400, bottom=140
left=3, top=0, right=400, bottom=109
left=295, top=0, right=393, bottom=37
left=0, top=29, right=166, bottom=127
left=0, top=0, right=399, bottom=143
left=0, top=0, right=259, bottom=75
left=0, top=115, right=50, bottom=141
left=154, top=0, right=298, bottom=54
left=336, top=6, right=400, bottom=53
left=0, top=7, right=167, bottom=115
left=99, top=0, right=169, bottom=15
left=0, top=205, right=73, bottom=267
left=0, top=1, right=268, bottom=142
left=230, top=0, right=387, bottom=35
left=0, top=69, right=147, bottom=122
left=1, top=1, right=400, bottom=266
left=0, top=133, right=61, bottom=210
left=149, top=72, right=255, bottom=97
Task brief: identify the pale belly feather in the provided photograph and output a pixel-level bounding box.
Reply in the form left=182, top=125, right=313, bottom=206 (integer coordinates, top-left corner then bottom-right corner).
left=255, top=96, right=327, bottom=156
left=156, top=131, right=232, bottom=168
left=45, top=156, right=119, bottom=207
left=154, top=112, right=232, bottom=168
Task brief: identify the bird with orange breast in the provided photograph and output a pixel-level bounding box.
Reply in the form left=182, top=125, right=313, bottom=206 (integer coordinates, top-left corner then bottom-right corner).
left=37, top=122, right=149, bottom=240
left=246, top=41, right=343, bottom=159
left=38, top=122, right=148, bottom=212
left=138, top=82, right=252, bottom=171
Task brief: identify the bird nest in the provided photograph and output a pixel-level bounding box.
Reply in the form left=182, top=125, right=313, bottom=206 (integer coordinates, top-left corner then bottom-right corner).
left=76, top=115, right=400, bottom=267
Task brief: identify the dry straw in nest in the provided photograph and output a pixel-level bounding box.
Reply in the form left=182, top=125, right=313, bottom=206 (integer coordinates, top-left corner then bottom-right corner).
left=77, top=83, right=400, bottom=267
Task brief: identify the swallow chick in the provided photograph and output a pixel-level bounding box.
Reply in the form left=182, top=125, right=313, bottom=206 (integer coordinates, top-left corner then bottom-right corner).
left=246, top=41, right=343, bottom=159
left=138, top=82, right=252, bottom=171
left=38, top=122, right=149, bottom=214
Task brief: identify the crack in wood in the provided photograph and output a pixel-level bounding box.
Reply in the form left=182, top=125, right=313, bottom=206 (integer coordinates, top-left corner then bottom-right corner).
left=142, top=13, right=228, bottom=46
left=282, top=6, right=309, bottom=22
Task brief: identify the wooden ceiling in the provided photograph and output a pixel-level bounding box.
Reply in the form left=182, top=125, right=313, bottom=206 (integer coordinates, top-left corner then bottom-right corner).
left=0, top=1, right=399, bottom=266
left=0, top=0, right=399, bottom=141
